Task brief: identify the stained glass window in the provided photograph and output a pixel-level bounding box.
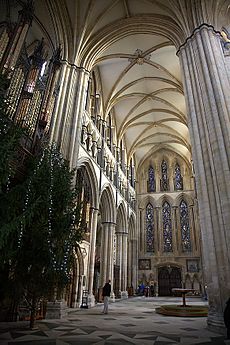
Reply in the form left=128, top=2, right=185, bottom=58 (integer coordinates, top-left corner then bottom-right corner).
left=180, top=200, right=192, bottom=252
left=162, top=201, right=173, bottom=252
left=174, top=163, right=183, bottom=190
left=161, top=160, right=168, bottom=191
left=148, top=166, right=155, bottom=192
left=146, top=203, right=154, bottom=252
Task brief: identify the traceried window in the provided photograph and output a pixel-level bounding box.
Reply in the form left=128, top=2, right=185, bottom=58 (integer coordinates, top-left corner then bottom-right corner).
left=146, top=203, right=154, bottom=252
left=180, top=200, right=192, bottom=252
left=162, top=201, right=173, bottom=252
left=148, top=166, right=155, bottom=192
left=161, top=160, right=169, bottom=191
left=174, top=163, right=183, bottom=190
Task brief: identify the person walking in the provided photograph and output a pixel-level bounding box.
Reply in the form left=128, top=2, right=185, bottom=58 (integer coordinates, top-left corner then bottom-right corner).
left=102, top=280, right=111, bottom=314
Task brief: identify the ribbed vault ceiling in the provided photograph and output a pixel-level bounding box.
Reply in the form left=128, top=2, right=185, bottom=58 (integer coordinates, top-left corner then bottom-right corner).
left=33, top=0, right=192, bottom=169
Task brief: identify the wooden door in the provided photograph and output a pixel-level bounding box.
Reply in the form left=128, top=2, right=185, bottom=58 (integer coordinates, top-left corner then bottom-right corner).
left=158, top=267, right=170, bottom=296
left=158, top=266, right=182, bottom=296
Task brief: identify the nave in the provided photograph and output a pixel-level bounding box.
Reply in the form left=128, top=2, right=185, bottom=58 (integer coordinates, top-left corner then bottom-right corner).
left=0, top=296, right=228, bottom=345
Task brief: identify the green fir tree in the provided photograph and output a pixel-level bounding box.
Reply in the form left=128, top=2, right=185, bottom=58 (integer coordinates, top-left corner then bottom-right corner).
left=6, top=144, right=83, bottom=328
left=0, top=75, right=83, bottom=327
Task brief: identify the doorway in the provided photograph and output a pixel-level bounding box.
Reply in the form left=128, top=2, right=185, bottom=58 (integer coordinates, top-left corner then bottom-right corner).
left=158, top=266, right=182, bottom=296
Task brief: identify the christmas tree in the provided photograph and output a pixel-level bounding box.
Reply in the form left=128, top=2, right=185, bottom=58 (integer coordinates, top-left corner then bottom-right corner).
left=0, top=74, right=83, bottom=328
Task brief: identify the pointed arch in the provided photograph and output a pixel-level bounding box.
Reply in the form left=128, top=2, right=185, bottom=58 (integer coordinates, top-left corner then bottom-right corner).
left=99, top=184, right=116, bottom=223
left=175, top=193, right=194, bottom=207
left=139, top=195, right=157, bottom=209
left=116, top=201, right=128, bottom=232
left=77, top=157, right=99, bottom=209
left=128, top=213, right=136, bottom=240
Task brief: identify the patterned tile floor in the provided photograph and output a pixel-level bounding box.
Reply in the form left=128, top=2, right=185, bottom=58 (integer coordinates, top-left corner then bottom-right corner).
left=0, top=296, right=229, bottom=345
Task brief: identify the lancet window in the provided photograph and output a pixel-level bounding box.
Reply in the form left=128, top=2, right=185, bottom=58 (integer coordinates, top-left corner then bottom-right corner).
left=161, top=160, right=169, bottom=191
left=180, top=200, right=192, bottom=252
left=162, top=201, right=173, bottom=252
left=148, top=166, right=155, bottom=192
left=174, top=163, right=183, bottom=190
left=146, top=203, right=154, bottom=252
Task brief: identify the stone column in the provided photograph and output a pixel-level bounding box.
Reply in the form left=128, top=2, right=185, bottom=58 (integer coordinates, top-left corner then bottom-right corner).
left=178, top=24, right=230, bottom=331
left=121, top=232, right=128, bottom=299
left=116, top=231, right=123, bottom=295
left=87, top=208, right=99, bottom=308
left=100, top=223, right=109, bottom=287
left=188, top=205, right=196, bottom=253
left=139, top=208, right=143, bottom=253
left=127, top=238, right=131, bottom=288
left=107, top=223, right=116, bottom=300
left=50, top=62, right=72, bottom=142
left=50, top=64, right=90, bottom=168
left=132, top=239, right=138, bottom=291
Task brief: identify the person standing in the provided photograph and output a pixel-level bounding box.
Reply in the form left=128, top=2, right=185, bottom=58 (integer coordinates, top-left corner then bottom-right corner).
left=102, top=280, right=111, bottom=314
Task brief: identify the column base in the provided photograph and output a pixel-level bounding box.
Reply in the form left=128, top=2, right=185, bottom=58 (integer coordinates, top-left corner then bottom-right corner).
left=109, top=292, right=116, bottom=302
left=45, top=300, right=68, bottom=319
left=87, top=293, right=96, bottom=308
left=207, top=312, right=226, bottom=335
left=120, top=291, right=128, bottom=299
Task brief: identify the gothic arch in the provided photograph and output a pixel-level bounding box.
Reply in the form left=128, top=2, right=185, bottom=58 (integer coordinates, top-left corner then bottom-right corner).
left=77, top=157, right=99, bottom=209
left=127, top=213, right=138, bottom=291
left=174, top=193, right=194, bottom=207
left=157, top=194, right=174, bottom=207
left=116, top=202, right=127, bottom=232
left=139, top=195, right=157, bottom=209
left=128, top=213, right=136, bottom=240
left=99, top=184, right=116, bottom=223
left=138, top=145, right=192, bottom=172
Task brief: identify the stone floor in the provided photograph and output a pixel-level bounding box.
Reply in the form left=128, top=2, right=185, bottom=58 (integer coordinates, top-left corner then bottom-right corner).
left=0, top=296, right=229, bottom=345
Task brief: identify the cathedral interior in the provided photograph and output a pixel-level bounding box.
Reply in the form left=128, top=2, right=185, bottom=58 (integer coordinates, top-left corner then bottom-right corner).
left=0, top=0, right=230, bottom=338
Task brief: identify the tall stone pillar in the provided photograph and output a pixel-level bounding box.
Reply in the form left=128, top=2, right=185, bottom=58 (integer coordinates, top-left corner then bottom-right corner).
left=100, top=222, right=109, bottom=287
left=100, top=221, right=115, bottom=300
left=116, top=231, right=123, bottom=294
left=121, top=232, right=128, bottom=299
left=177, top=20, right=230, bottom=331
left=87, top=208, right=99, bottom=307
left=188, top=205, right=196, bottom=253
left=139, top=208, right=143, bottom=253
left=106, top=223, right=115, bottom=283
left=50, top=64, right=90, bottom=168
left=132, top=239, right=138, bottom=291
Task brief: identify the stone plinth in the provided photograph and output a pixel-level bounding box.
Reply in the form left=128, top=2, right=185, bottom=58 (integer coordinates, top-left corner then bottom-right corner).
left=45, top=300, right=68, bottom=319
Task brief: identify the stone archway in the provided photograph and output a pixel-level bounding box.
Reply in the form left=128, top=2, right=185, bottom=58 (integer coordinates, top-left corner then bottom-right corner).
left=98, top=185, right=116, bottom=299
left=115, top=202, right=128, bottom=298
left=127, top=213, right=137, bottom=294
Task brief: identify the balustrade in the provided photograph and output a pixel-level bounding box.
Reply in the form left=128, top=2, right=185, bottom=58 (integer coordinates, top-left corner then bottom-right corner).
left=80, top=114, right=136, bottom=209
